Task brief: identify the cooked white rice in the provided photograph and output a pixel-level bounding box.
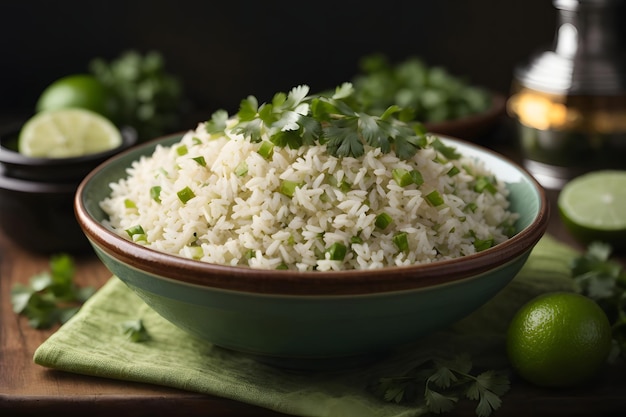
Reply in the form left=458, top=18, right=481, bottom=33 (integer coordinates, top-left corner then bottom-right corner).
left=100, top=122, right=518, bottom=271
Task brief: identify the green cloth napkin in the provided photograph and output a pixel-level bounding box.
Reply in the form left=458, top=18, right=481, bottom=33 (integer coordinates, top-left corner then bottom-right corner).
left=34, top=235, right=579, bottom=417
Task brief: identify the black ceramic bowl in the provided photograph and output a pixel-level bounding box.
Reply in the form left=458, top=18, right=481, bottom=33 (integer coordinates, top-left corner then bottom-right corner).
left=0, top=125, right=137, bottom=182
left=0, top=125, right=137, bottom=253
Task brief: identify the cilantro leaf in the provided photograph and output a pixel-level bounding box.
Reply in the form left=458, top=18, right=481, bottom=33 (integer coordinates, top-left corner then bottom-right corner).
left=206, top=82, right=438, bottom=160
left=570, top=241, right=626, bottom=360
left=432, top=137, right=462, bottom=160
left=324, top=118, right=363, bottom=158
left=236, top=95, right=260, bottom=121
left=425, top=387, right=458, bottom=414
left=120, top=319, right=151, bottom=342
left=10, top=254, right=95, bottom=329
left=204, top=110, right=228, bottom=134
left=370, top=355, right=510, bottom=417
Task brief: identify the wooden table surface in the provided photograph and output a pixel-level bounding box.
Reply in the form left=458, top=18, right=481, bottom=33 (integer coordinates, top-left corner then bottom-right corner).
left=1, top=123, right=625, bottom=417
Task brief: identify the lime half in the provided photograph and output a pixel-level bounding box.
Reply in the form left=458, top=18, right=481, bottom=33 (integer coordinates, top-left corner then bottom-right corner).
left=558, top=170, right=626, bottom=249
left=18, top=108, right=122, bottom=158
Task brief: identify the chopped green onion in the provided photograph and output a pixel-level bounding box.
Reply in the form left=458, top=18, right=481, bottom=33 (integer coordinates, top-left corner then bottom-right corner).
left=176, top=145, right=188, bottom=156
left=411, top=170, right=424, bottom=186
left=125, top=225, right=144, bottom=237
left=125, top=225, right=146, bottom=242
left=350, top=235, right=363, bottom=244
left=447, top=166, right=460, bottom=177
left=280, top=180, right=301, bottom=197
left=276, top=263, right=289, bottom=270
left=326, top=174, right=351, bottom=193
left=474, top=237, right=495, bottom=252
left=392, top=168, right=413, bottom=187
left=192, top=136, right=202, bottom=145
left=500, top=222, right=517, bottom=237
left=192, top=156, right=206, bottom=167
left=177, top=186, right=195, bottom=203
left=432, top=137, right=461, bottom=160
left=150, top=186, right=162, bottom=203
left=474, top=176, right=498, bottom=194
left=392, top=168, right=424, bottom=187
left=235, top=161, right=248, bottom=176
left=257, top=141, right=274, bottom=159
left=464, top=202, right=478, bottom=213
left=186, top=245, right=204, bottom=260
left=425, top=190, right=445, bottom=207
left=326, top=242, right=347, bottom=261
left=124, top=199, right=136, bottom=209
left=375, top=212, right=393, bottom=229
left=393, top=232, right=409, bottom=252
left=245, top=249, right=256, bottom=260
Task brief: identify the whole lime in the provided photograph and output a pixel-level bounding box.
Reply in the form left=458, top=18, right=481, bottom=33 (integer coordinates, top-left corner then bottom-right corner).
left=35, top=74, right=116, bottom=119
left=506, top=292, right=612, bottom=388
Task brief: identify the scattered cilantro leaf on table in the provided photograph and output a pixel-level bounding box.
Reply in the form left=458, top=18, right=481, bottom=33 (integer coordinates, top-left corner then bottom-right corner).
left=120, top=319, right=152, bottom=343
left=570, top=241, right=626, bottom=360
left=11, top=254, right=95, bottom=329
left=370, top=354, right=510, bottom=417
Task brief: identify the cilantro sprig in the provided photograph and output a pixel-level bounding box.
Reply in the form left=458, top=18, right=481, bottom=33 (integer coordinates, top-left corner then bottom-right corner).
left=90, top=50, right=184, bottom=141
left=570, top=241, right=626, bottom=360
left=371, top=354, right=510, bottom=417
left=11, top=254, right=95, bottom=329
left=205, top=83, right=430, bottom=160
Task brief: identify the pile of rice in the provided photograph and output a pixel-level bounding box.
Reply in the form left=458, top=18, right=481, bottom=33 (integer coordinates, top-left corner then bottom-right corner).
left=100, top=122, right=518, bottom=271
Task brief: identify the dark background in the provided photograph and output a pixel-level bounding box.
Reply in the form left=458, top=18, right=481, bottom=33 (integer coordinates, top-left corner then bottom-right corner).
left=0, top=0, right=557, bottom=124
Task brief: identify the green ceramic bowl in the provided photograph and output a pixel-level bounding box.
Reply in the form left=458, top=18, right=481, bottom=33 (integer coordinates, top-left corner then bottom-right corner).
left=75, top=133, right=548, bottom=368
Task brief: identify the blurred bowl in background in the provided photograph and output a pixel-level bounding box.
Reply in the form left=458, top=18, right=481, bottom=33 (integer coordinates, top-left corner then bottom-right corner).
left=425, top=93, right=507, bottom=140
left=0, top=125, right=137, bottom=254
left=0, top=175, right=91, bottom=253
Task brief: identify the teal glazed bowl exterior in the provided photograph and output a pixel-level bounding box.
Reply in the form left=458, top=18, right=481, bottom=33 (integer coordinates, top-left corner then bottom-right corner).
left=75, top=134, right=549, bottom=367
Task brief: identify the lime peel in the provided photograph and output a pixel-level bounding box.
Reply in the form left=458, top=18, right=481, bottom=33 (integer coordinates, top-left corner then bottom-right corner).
left=506, top=291, right=612, bottom=388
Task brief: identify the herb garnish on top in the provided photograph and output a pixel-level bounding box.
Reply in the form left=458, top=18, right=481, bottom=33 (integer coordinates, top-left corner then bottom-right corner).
left=204, top=83, right=434, bottom=160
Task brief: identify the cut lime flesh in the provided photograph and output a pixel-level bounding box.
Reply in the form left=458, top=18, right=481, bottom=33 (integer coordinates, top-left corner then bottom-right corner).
left=18, top=108, right=122, bottom=158
left=558, top=170, right=626, bottom=248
